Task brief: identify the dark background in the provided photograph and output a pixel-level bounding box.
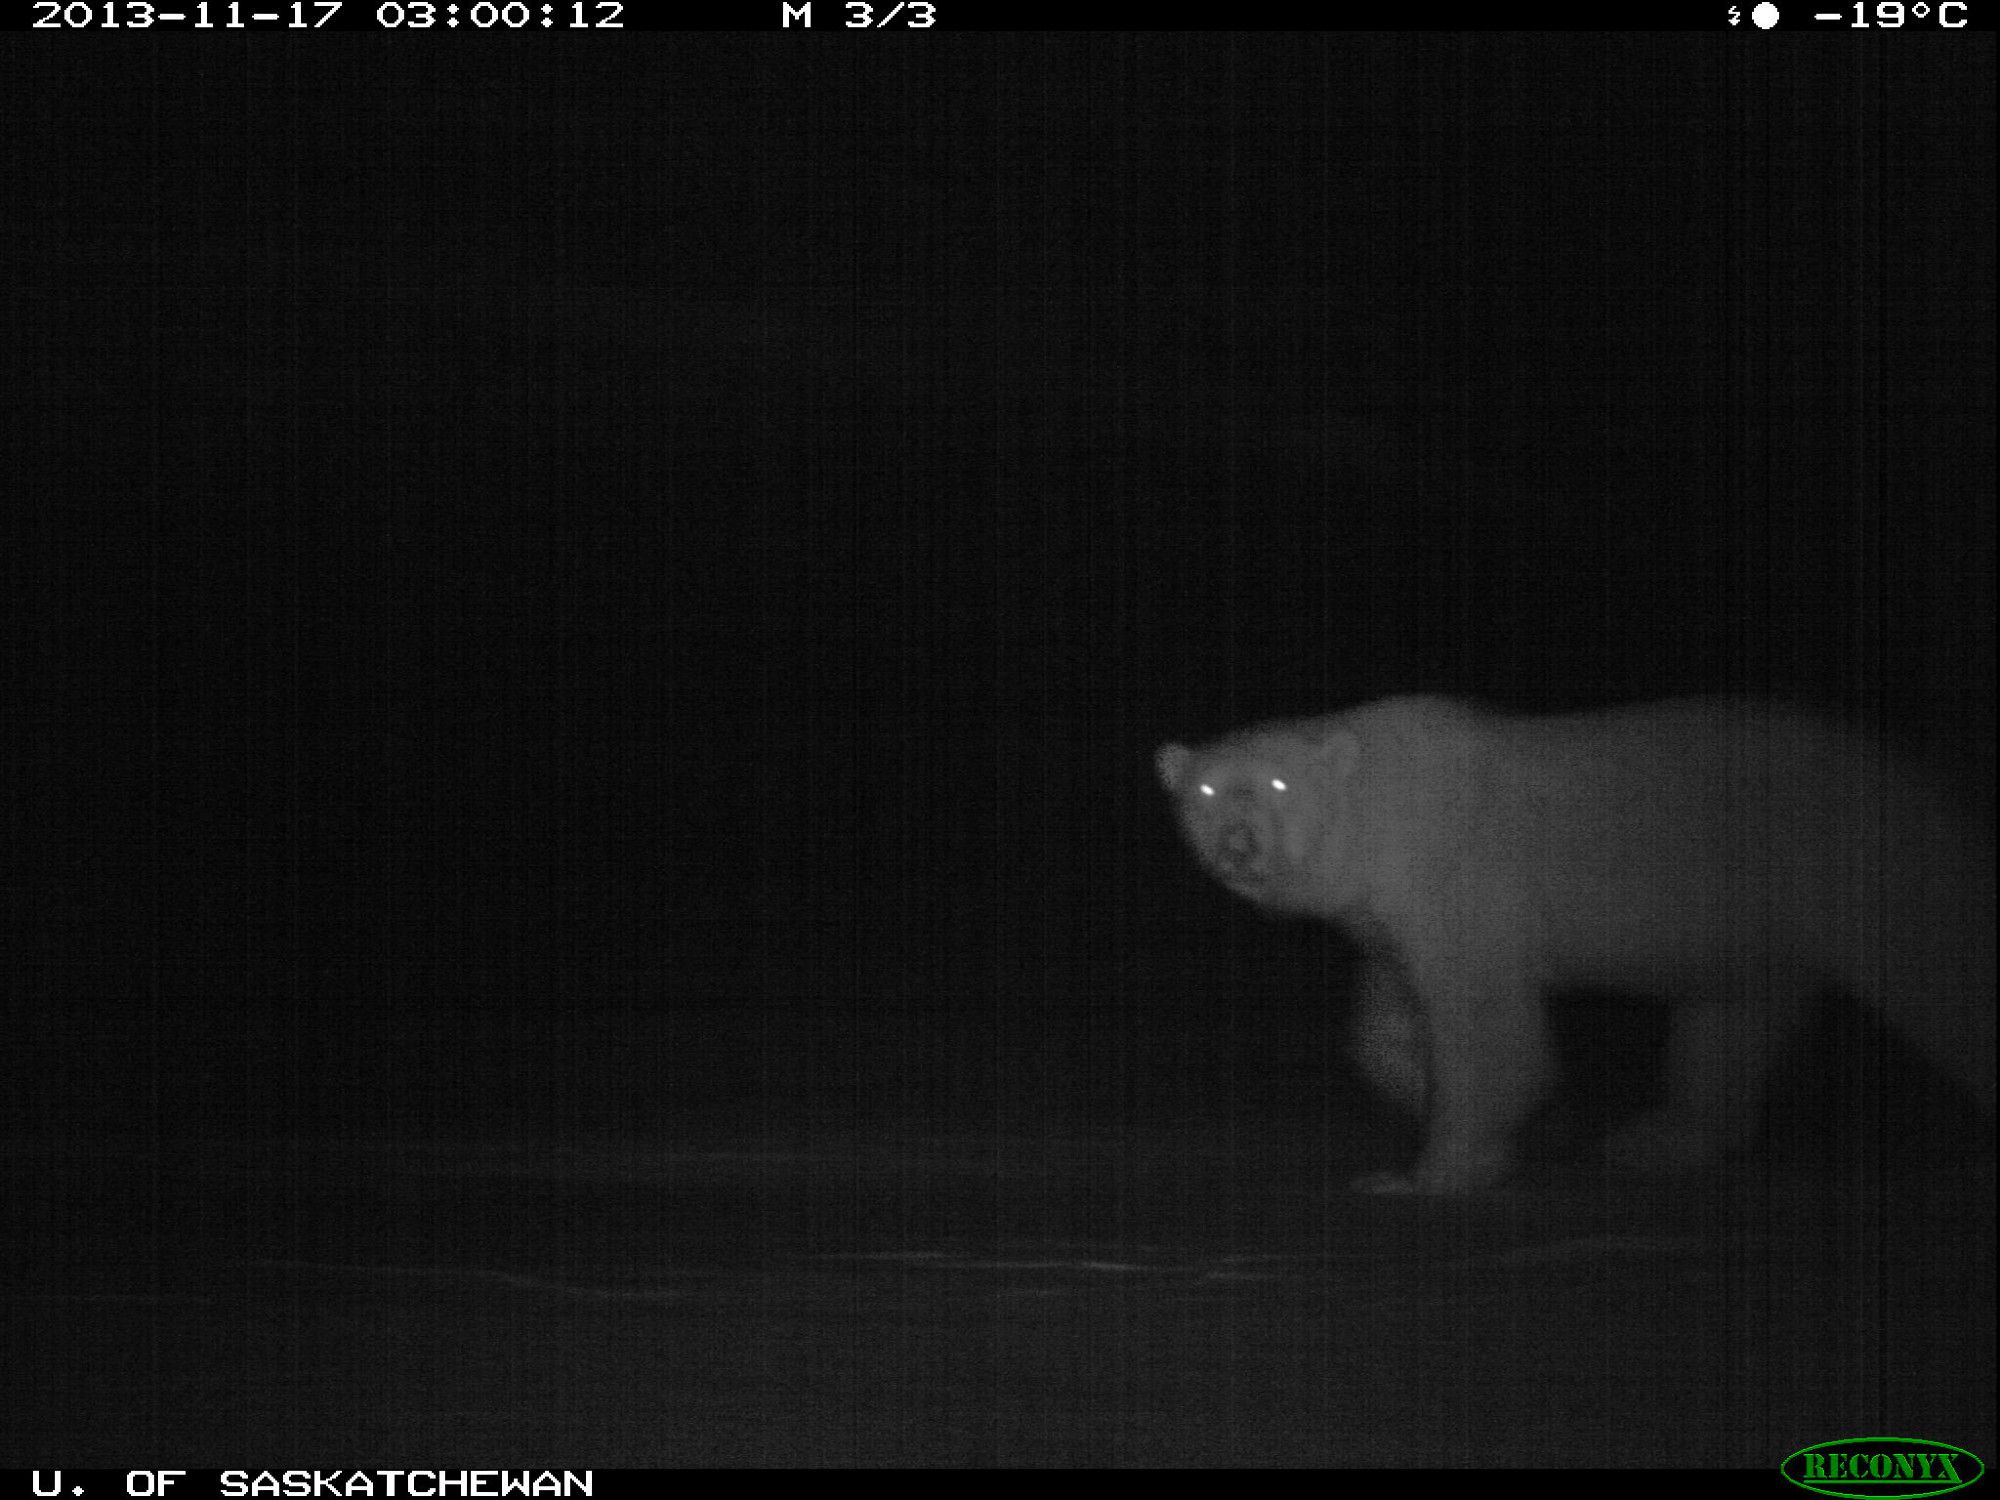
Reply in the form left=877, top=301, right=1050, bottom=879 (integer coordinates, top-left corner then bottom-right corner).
left=3, top=32, right=1993, bottom=1467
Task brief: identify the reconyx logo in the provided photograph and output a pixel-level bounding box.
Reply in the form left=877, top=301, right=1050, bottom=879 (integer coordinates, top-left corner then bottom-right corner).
left=1783, top=1437, right=1985, bottom=1498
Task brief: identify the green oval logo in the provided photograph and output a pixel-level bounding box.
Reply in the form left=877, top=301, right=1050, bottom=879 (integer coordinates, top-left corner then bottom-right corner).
left=1783, top=1437, right=1985, bottom=1499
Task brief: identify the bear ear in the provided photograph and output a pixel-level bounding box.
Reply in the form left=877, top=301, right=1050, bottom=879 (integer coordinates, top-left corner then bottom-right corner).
left=1156, top=743, right=1193, bottom=790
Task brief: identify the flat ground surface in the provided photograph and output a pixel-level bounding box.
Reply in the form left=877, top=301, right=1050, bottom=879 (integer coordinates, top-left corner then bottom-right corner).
left=4, top=1132, right=1992, bottom=1468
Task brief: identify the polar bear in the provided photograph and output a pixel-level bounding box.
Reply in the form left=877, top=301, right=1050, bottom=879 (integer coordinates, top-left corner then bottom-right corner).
left=1156, top=696, right=1994, bottom=1195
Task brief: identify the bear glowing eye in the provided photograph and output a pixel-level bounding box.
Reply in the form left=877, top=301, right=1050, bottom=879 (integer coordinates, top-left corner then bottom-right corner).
left=1197, top=777, right=1283, bottom=798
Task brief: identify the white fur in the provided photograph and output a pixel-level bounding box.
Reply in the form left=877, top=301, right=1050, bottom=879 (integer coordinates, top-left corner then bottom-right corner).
left=1159, top=696, right=1995, bottom=1195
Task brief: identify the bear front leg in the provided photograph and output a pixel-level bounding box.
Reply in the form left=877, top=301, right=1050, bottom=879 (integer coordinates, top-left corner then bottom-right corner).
left=1347, top=957, right=1426, bottom=1116
left=1354, top=958, right=1552, bottom=1196
left=1602, top=992, right=1793, bottom=1175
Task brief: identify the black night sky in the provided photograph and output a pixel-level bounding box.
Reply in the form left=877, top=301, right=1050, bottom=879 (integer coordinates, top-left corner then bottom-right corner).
left=5, top=31, right=1993, bottom=1468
